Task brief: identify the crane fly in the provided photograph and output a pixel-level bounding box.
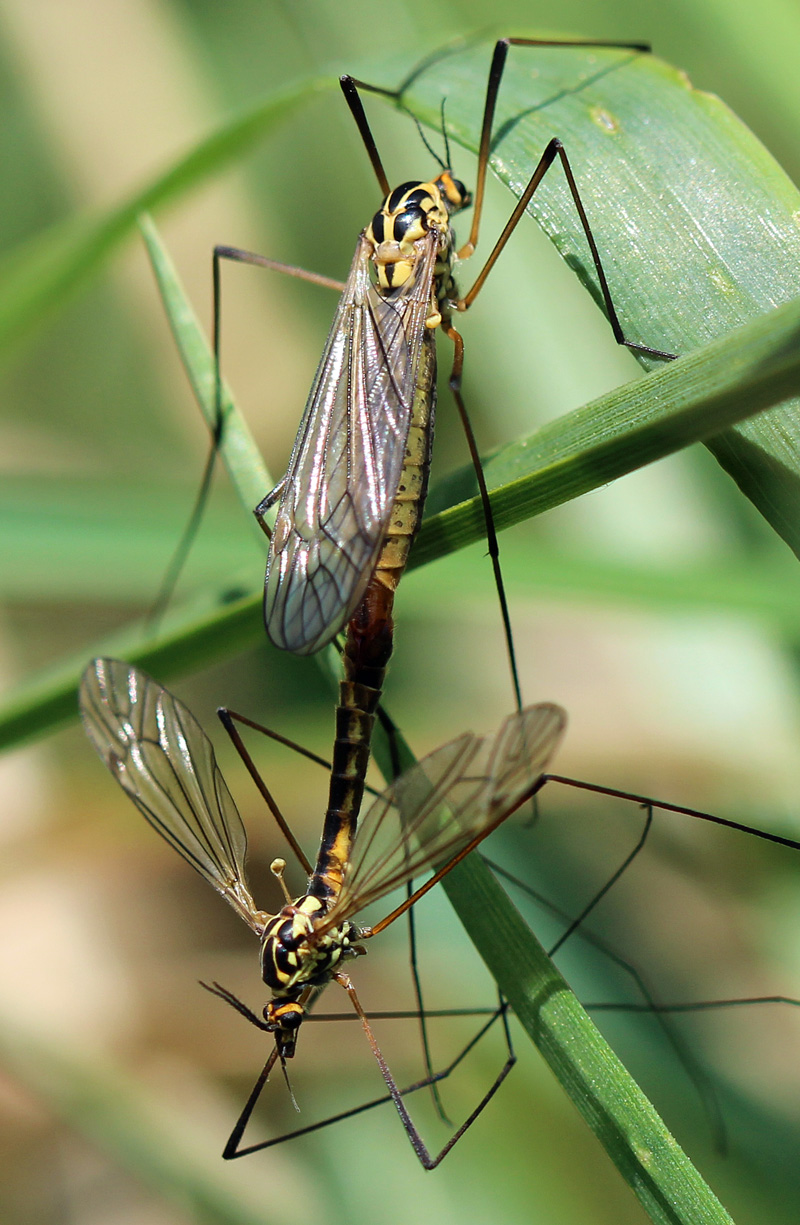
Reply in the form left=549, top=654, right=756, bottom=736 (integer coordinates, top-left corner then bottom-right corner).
left=79, top=657, right=565, bottom=1167
left=250, top=37, right=673, bottom=659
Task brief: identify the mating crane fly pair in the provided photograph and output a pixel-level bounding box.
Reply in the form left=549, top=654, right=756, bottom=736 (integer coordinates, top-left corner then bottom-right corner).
left=81, top=37, right=729, bottom=1165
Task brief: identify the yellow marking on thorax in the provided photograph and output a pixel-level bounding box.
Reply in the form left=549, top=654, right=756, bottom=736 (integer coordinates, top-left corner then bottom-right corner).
left=367, top=179, right=452, bottom=292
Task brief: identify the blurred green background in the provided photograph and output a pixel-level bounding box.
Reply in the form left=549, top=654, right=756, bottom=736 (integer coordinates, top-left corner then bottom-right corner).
left=2, top=1, right=800, bottom=1222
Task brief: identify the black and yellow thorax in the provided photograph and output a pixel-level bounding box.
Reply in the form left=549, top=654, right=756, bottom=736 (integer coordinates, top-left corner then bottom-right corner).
left=258, top=892, right=362, bottom=1055
left=365, top=170, right=471, bottom=308
left=259, top=892, right=359, bottom=997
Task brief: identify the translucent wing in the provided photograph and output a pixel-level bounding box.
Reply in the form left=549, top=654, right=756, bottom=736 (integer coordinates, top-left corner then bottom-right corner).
left=79, top=658, right=268, bottom=934
left=265, top=229, right=440, bottom=656
left=321, top=703, right=567, bottom=930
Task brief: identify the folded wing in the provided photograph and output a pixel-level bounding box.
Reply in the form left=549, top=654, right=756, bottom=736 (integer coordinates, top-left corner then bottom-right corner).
left=265, top=231, right=440, bottom=655
left=322, top=703, right=567, bottom=928
left=80, top=658, right=268, bottom=934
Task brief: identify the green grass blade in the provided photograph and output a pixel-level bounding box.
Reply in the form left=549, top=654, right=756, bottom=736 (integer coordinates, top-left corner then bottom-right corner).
left=441, top=856, right=734, bottom=1224
left=392, top=36, right=800, bottom=558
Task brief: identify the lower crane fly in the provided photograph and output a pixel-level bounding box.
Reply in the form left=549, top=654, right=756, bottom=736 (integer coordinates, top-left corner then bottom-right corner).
left=79, top=657, right=565, bottom=1168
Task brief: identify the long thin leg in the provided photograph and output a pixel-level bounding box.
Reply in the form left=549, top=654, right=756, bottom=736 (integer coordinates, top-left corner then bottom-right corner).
left=404, top=874, right=452, bottom=1126
left=221, top=1045, right=282, bottom=1160
left=213, top=246, right=345, bottom=464
left=200, top=875, right=508, bottom=1154
left=306, top=1006, right=497, bottom=1021
left=444, top=321, right=523, bottom=712
left=403, top=890, right=512, bottom=1132
left=200, top=980, right=272, bottom=1030
left=217, top=705, right=384, bottom=800
left=212, top=246, right=346, bottom=538
left=215, top=246, right=346, bottom=295
left=587, top=996, right=800, bottom=1014
left=456, top=135, right=674, bottom=360
left=490, top=772, right=800, bottom=1147
left=216, top=706, right=313, bottom=875
left=219, top=707, right=332, bottom=774
left=147, top=245, right=346, bottom=627
left=544, top=773, right=800, bottom=852
left=462, top=38, right=649, bottom=258
left=335, top=973, right=514, bottom=1170
left=375, top=757, right=800, bottom=1154
left=547, top=805, right=654, bottom=958
left=454, top=40, right=675, bottom=355
left=377, top=707, right=452, bottom=1125
left=222, top=998, right=512, bottom=1159
left=339, top=76, right=390, bottom=195
left=452, top=40, right=674, bottom=358
left=144, top=437, right=221, bottom=633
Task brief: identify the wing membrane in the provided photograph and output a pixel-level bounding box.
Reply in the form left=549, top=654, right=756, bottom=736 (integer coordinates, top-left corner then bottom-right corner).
left=265, top=230, right=440, bottom=655
left=80, top=659, right=267, bottom=934
left=323, top=703, right=567, bottom=928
